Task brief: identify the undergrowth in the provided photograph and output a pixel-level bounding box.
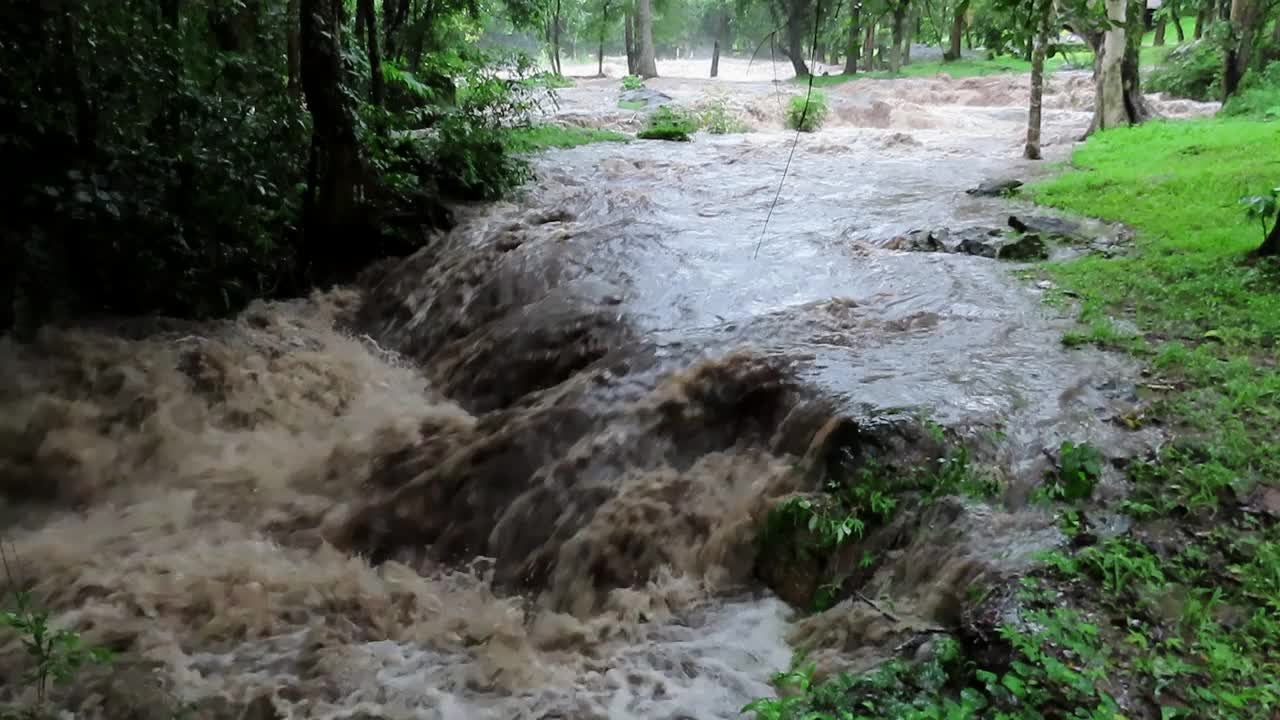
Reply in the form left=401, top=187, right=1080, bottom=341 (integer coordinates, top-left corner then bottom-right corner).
left=786, top=92, right=829, bottom=132
left=637, top=105, right=700, bottom=141
left=504, top=125, right=629, bottom=152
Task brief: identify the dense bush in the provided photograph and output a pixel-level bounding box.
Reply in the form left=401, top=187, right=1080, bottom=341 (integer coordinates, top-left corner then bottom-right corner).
left=637, top=106, right=700, bottom=141
left=621, top=74, right=645, bottom=90
left=786, top=92, right=829, bottom=132
left=700, top=98, right=750, bottom=134
left=0, top=0, right=544, bottom=336
left=1147, top=40, right=1223, bottom=101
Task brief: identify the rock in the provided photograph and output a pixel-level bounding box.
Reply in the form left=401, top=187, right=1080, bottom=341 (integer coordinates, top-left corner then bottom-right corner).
left=966, top=178, right=1023, bottom=196
left=885, top=229, right=946, bottom=252
left=1007, top=214, right=1084, bottom=241
left=997, top=233, right=1048, bottom=260
left=952, top=227, right=1004, bottom=258
left=241, top=694, right=283, bottom=720
left=619, top=88, right=674, bottom=109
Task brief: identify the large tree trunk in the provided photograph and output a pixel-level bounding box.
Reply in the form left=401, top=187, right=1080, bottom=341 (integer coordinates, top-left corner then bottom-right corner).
left=785, top=0, right=812, bottom=77
left=844, top=0, right=862, bottom=73
left=1094, top=0, right=1131, bottom=130
left=635, top=0, right=658, bottom=77
left=946, top=0, right=969, bottom=60
left=1194, top=7, right=1205, bottom=37
left=863, top=20, right=876, bottom=69
left=888, top=0, right=908, bottom=72
left=901, top=4, right=917, bottom=65
left=1025, top=0, right=1051, bottom=159
left=1172, top=5, right=1185, bottom=40
left=625, top=10, right=636, bottom=73
left=553, top=0, right=563, bottom=74
left=358, top=0, right=384, bottom=105
left=300, top=0, right=363, bottom=277
left=1223, top=0, right=1262, bottom=98
left=383, top=0, right=410, bottom=59
left=598, top=0, right=610, bottom=76
left=1153, top=16, right=1167, bottom=44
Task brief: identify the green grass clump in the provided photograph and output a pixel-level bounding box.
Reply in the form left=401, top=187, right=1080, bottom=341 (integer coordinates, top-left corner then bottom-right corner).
left=636, top=105, right=700, bottom=141
left=504, top=125, right=629, bottom=152
left=700, top=98, right=749, bottom=134
left=621, top=74, right=644, bottom=91
left=786, top=91, right=828, bottom=132
left=1222, top=61, right=1280, bottom=120
left=521, top=72, right=575, bottom=89
left=617, top=99, right=647, bottom=111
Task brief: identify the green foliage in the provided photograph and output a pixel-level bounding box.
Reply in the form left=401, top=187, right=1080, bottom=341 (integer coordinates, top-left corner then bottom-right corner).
left=1239, top=185, right=1280, bottom=245
left=700, top=98, right=749, bottom=134
left=621, top=74, right=645, bottom=90
left=617, top=99, right=648, bottom=110
left=786, top=92, right=829, bottom=132
left=1222, top=61, right=1280, bottom=120
left=1042, top=440, right=1103, bottom=502
left=1147, top=41, right=1223, bottom=101
left=522, top=72, right=576, bottom=89
left=1, top=546, right=112, bottom=716
left=505, top=125, right=630, bottom=152
left=637, top=105, right=700, bottom=141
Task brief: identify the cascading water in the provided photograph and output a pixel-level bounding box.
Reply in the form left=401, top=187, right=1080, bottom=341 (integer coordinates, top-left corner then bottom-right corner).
left=0, top=68, right=1213, bottom=719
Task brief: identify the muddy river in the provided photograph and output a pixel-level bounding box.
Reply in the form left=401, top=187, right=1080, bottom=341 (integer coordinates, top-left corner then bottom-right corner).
left=0, top=62, right=1215, bottom=719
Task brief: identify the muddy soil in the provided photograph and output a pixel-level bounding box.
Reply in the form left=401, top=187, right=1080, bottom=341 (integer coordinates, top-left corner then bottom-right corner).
left=0, top=68, right=1215, bottom=719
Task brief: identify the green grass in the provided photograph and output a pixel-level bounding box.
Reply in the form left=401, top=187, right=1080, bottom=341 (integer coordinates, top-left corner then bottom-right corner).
left=617, top=99, right=647, bottom=111
left=505, top=125, right=629, bottom=152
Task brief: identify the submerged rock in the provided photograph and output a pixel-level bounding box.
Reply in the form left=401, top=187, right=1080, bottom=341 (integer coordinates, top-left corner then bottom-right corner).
left=966, top=178, right=1023, bottom=196
left=619, top=88, right=674, bottom=109
left=886, top=225, right=1047, bottom=260
left=1007, top=214, right=1085, bottom=241
left=997, top=232, right=1048, bottom=260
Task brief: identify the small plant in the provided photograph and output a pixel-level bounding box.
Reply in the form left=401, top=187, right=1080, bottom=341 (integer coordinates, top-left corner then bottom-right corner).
left=1, top=546, right=113, bottom=716
left=1240, top=185, right=1279, bottom=245
left=621, top=74, right=645, bottom=91
left=1038, top=440, right=1103, bottom=502
left=637, top=105, right=700, bottom=141
left=785, top=92, right=829, bottom=132
left=700, top=98, right=749, bottom=134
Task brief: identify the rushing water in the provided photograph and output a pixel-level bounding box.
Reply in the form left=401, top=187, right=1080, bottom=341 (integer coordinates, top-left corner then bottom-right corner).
left=0, top=69, right=1214, bottom=718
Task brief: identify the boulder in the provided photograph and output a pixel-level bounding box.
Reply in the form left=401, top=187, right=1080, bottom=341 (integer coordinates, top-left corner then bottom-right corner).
left=952, top=227, right=1005, bottom=258
left=997, top=232, right=1048, bottom=260
left=619, top=88, right=674, bottom=109
left=1007, top=214, right=1085, bottom=241
left=966, top=178, right=1023, bottom=196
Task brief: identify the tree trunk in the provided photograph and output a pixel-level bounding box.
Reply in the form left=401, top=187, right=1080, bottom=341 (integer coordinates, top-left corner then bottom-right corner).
left=888, top=0, right=908, bottom=72
left=300, top=0, right=363, bottom=277
left=1259, top=213, right=1280, bottom=256
left=1025, top=0, right=1051, bottom=159
left=711, top=8, right=727, bottom=76
left=1194, top=8, right=1205, bottom=37
left=598, top=0, right=610, bottom=76
left=901, top=4, right=916, bottom=65
left=1154, top=16, right=1166, bottom=44
left=946, top=0, right=969, bottom=60
left=287, top=0, right=302, bottom=95
left=358, top=0, right=384, bottom=105
left=384, top=0, right=410, bottom=59
left=1094, top=0, right=1130, bottom=130
left=1172, top=6, right=1185, bottom=40
left=553, top=0, right=563, bottom=75
left=625, top=10, right=636, bottom=73
left=1223, top=0, right=1262, bottom=99
left=864, top=20, right=876, bottom=69
left=786, top=0, right=812, bottom=77
left=635, top=0, right=658, bottom=77
left=845, top=0, right=861, bottom=73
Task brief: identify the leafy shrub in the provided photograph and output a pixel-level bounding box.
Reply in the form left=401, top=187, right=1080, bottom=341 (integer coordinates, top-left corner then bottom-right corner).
left=1221, top=61, right=1280, bottom=120
left=621, top=74, right=645, bottom=91
left=1147, top=40, right=1222, bottom=101
left=786, top=92, right=829, bottom=132
left=1044, top=440, right=1104, bottom=501
left=700, top=98, right=750, bottom=134
left=637, top=106, right=700, bottom=141
left=523, top=72, right=575, bottom=89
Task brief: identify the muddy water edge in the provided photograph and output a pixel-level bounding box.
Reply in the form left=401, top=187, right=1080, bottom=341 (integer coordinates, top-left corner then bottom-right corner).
left=0, top=73, right=1201, bottom=719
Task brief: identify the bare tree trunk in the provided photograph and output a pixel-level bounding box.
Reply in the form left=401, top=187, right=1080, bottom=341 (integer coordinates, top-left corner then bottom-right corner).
left=1094, top=0, right=1130, bottom=130
left=358, top=0, right=384, bottom=105
left=946, top=0, right=969, bottom=60
left=785, top=0, right=812, bottom=77
left=711, top=8, right=727, bottom=76
left=1194, top=7, right=1205, bottom=37
left=844, top=0, right=862, bottom=73
left=888, top=0, right=908, bottom=72
left=1172, top=5, right=1185, bottom=40
left=636, top=0, right=658, bottom=77
left=901, top=3, right=917, bottom=65
left=1260, top=214, right=1280, bottom=256
left=1025, top=0, right=1051, bottom=159
left=625, top=10, right=636, bottom=73
left=553, top=0, right=563, bottom=75
left=863, top=20, right=876, bottom=69
left=1154, top=16, right=1167, bottom=44
left=300, top=0, right=363, bottom=277
left=287, top=0, right=302, bottom=95
left=598, top=0, right=610, bottom=76
left=1223, top=0, right=1262, bottom=98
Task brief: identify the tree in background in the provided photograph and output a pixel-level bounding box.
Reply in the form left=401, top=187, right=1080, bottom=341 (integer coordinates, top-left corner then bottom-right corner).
left=1024, top=0, right=1053, bottom=158
left=1222, top=0, right=1266, bottom=98
left=636, top=0, right=660, bottom=75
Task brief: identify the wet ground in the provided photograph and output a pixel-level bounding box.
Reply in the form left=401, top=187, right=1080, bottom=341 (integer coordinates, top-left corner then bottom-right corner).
left=0, top=62, right=1217, bottom=719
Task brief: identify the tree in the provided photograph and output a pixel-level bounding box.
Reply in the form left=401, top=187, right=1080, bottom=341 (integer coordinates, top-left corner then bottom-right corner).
left=358, top=0, right=384, bottom=105
left=845, top=0, right=863, bottom=72
left=888, top=0, right=909, bottom=72
left=300, top=0, right=365, bottom=274
left=711, top=4, right=730, bottom=76
left=1223, top=0, right=1265, bottom=98
left=1025, top=0, right=1052, bottom=159
left=636, top=0, right=659, bottom=76
left=1084, top=0, right=1153, bottom=132
left=946, top=0, right=971, bottom=60
left=598, top=0, right=613, bottom=76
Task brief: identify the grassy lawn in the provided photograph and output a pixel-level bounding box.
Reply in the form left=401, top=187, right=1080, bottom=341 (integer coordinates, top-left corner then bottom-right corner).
left=505, top=125, right=630, bottom=152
